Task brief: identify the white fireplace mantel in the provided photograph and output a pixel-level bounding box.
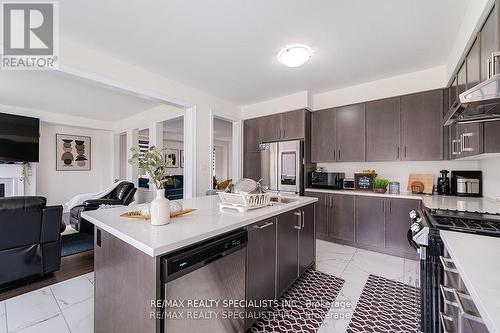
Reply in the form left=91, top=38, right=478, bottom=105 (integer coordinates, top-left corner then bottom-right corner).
left=0, top=164, right=37, bottom=197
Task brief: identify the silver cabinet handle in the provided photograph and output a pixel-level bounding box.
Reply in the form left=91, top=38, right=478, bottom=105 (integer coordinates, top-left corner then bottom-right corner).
left=439, top=312, right=453, bottom=333
left=451, top=139, right=461, bottom=155
left=461, top=132, right=474, bottom=152
left=452, top=289, right=484, bottom=324
left=282, top=129, right=285, bottom=138
left=301, top=210, right=305, bottom=228
left=338, top=149, right=341, bottom=160
left=491, top=51, right=500, bottom=77
left=397, top=146, right=400, bottom=159
left=439, top=256, right=458, bottom=273
left=294, top=211, right=301, bottom=230
left=333, top=149, right=336, bottom=160
left=404, top=146, right=407, bottom=159
left=440, top=285, right=458, bottom=307
left=252, top=221, right=274, bottom=229
left=488, top=58, right=493, bottom=79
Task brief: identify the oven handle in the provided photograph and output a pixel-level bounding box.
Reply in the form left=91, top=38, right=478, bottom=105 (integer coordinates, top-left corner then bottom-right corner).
left=407, top=228, right=418, bottom=250
left=440, top=285, right=459, bottom=307
left=439, top=312, right=453, bottom=333
left=452, top=289, right=484, bottom=324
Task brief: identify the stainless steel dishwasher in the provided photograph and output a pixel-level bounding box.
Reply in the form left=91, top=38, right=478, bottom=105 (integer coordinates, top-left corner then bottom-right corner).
left=160, top=229, right=247, bottom=333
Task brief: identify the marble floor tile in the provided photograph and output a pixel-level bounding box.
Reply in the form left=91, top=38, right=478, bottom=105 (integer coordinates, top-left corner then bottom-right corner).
left=318, top=296, right=354, bottom=333
left=15, top=314, right=70, bottom=333
left=62, top=297, right=93, bottom=333
left=404, top=258, right=420, bottom=288
left=5, top=287, right=60, bottom=332
left=50, top=276, right=94, bottom=310
left=0, top=301, right=6, bottom=333
left=316, top=240, right=357, bottom=277
left=348, top=248, right=405, bottom=282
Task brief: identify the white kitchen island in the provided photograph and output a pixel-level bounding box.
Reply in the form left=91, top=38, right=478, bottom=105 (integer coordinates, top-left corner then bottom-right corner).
left=82, top=195, right=317, bottom=333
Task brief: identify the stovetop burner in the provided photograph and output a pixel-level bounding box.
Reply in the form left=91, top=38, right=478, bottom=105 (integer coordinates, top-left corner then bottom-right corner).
left=426, top=208, right=500, bottom=237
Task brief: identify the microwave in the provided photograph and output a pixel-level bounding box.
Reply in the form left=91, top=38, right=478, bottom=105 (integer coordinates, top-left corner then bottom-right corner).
left=309, top=172, right=345, bottom=190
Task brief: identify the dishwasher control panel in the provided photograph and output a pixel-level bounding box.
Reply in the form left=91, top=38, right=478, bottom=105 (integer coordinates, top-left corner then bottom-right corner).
left=161, top=229, right=247, bottom=282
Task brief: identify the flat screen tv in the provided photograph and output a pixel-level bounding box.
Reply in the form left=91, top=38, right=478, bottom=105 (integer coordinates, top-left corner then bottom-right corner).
left=0, top=113, right=40, bottom=162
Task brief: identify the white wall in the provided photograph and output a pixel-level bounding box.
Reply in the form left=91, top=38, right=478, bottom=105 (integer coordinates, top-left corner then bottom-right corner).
left=317, top=160, right=480, bottom=192
left=241, top=91, right=310, bottom=119
left=312, top=66, right=447, bottom=110
left=60, top=40, right=242, bottom=196
left=36, top=122, right=114, bottom=207
left=479, top=157, right=500, bottom=199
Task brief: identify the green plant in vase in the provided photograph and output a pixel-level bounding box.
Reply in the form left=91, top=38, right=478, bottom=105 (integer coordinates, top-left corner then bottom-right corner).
left=373, top=178, right=390, bottom=194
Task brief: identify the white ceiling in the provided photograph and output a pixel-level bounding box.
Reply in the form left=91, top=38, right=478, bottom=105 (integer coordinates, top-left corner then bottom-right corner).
left=60, top=0, right=470, bottom=105
left=0, top=71, right=161, bottom=121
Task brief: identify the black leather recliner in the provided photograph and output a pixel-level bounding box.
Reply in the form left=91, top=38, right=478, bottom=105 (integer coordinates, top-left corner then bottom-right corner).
left=70, top=181, right=136, bottom=234
left=0, top=196, right=65, bottom=288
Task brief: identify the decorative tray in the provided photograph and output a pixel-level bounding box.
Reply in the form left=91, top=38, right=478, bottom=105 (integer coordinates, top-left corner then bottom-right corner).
left=120, top=208, right=196, bottom=220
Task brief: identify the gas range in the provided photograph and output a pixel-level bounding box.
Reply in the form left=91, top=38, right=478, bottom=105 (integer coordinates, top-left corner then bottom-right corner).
left=425, top=208, right=500, bottom=237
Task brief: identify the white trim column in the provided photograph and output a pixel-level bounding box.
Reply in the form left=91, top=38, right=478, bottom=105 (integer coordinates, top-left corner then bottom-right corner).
left=126, top=128, right=139, bottom=188
left=183, top=106, right=196, bottom=199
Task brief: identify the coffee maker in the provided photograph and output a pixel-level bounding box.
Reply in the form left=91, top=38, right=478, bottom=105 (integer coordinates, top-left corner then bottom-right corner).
left=437, top=170, right=450, bottom=195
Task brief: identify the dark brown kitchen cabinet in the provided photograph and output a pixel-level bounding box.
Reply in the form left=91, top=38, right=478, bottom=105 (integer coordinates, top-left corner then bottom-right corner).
left=356, top=196, right=385, bottom=248
left=260, top=114, right=282, bottom=143
left=457, top=123, right=483, bottom=158
left=311, top=108, right=336, bottom=162
left=281, top=109, right=306, bottom=140
left=299, top=204, right=315, bottom=275
left=385, top=199, right=420, bottom=256
left=400, top=90, right=443, bottom=161
left=244, top=118, right=261, bottom=153
left=246, top=218, right=277, bottom=329
left=457, top=61, right=467, bottom=95
left=480, top=6, right=497, bottom=81
left=330, top=194, right=355, bottom=243
left=449, top=76, right=458, bottom=109
left=484, top=121, right=500, bottom=153
left=336, top=104, right=365, bottom=162
left=467, top=38, right=481, bottom=89
left=308, top=192, right=328, bottom=237
left=243, top=152, right=261, bottom=181
left=366, top=98, right=400, bottom=161
left=277, top=210, right=299, bottom=295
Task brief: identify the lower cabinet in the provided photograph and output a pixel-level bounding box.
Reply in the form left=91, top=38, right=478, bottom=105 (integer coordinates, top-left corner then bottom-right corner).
left=308, top=191, right=419, bottom=259
left=246, top=218, right=277, bottom=329
left=246, top=203, right=316, bottom=330
left=356, top=196, right=385, bottom=248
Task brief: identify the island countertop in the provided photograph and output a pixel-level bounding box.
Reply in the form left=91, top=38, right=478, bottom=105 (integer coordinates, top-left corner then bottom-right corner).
left=82, top=195, right=317, bottom=257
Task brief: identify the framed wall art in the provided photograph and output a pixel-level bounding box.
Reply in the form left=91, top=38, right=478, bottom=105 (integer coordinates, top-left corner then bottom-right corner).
left=56, top=134, right=91, bottom=171
left=165, top=148, right=178, bottom=168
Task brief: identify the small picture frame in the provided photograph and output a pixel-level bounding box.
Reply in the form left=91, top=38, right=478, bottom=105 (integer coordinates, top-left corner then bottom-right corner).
left=56, top=134, right=91, bottom=171
left=165, top=148, right=178, bottom=168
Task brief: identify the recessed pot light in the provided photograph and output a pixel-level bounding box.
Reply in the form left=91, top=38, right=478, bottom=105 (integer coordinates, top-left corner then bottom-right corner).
left=277, top=44, right=312, bottom=67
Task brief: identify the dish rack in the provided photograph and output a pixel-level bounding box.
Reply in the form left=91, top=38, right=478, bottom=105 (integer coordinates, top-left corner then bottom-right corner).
left=218, top=192, right=271, bottom=212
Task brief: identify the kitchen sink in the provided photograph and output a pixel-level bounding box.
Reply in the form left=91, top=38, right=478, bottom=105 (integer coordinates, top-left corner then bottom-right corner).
left=270, top=196, right=299, bottom=204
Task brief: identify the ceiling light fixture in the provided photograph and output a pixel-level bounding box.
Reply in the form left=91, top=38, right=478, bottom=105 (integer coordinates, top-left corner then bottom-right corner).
left=277, top=44, right=312, bottom=67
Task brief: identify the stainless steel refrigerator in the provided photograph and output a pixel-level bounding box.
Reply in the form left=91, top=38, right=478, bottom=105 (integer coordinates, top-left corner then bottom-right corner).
left=259, top=140, right=303, bottom=194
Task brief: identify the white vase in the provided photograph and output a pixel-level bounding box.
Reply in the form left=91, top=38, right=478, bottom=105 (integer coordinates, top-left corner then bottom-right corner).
left=150, top=189, right=170, bottom=226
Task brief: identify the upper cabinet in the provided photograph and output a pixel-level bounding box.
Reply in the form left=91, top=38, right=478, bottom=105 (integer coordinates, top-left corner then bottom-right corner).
left=467, top=38, right=480, bottom=89
left=401, top=90, right=443, bottom=161
left=244, top=118, right=261, bottom=153
left=480, top=6, right=497, bottom=81
left=457, top=61, right=467, bottom=96
left=311, top=108, right=336, bottom=162
left=259, top=113, right=282, bottom=143
left=366, top=98, right=400, bottom=161
left=281, top=110, right=306, bottom=140
left=335, top=104, right=366, bottom=162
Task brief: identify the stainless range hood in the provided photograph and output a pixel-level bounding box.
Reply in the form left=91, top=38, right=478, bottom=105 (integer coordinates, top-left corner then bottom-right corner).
left=444, top=52, right=500, bottom=126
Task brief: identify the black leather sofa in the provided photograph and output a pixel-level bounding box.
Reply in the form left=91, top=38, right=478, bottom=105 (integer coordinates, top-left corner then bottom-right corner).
left=0, top=196, right=65, bottom=288
left=70, top=181, right=136, bottom=234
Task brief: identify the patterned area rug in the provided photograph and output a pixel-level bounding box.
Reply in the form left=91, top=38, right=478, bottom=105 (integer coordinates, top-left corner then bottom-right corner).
left=250, top=269, right=345, bottom=333
left=346, top=275, right=420, bottom=333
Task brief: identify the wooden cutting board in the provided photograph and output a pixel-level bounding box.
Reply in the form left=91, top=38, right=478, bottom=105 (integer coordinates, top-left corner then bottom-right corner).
left=407, top=173, right=435, bottom=194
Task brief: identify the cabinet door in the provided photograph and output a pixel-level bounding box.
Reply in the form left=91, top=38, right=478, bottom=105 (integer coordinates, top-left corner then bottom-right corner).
left=467, top=38, right=480, bottom=90
left=244, top=118, right=261, bottom=153
left=281, top=110, right=305, bottom=140
left=480, top=7, right=497, bottom=81
left=449, top=76, right=458, bottom=108
left=243, top=152, right=261, bottom=181
left=457, top=61, right=467, bottom=95
left=449, top=124, right=461, bottom=159
left=307, top=192, right=328, bottom=238
left=246, top=218, right=277, bottom=328
left=336, top=104, right=365, bottom=162
left=260, top=114, right=282, bottom=142
left=401, top=90, right=443, bottom=161
left=484, top=121, right=500, bottom=153
left=366, top=98, right=400, bottom=161
left=385, top=199, right=420, bottom=256
left=329, top=194, right=355, bottom=242
left=311, top=109, right=336, bottom=162
left=299, top=204, right=315, bottom=275
left=277, top=210, right=299, bottom=295
left=356, top=196, right=385, bottom=248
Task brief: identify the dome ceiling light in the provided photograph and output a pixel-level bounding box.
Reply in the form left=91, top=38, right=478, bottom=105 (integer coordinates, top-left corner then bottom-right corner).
left=277, top=44, right=313, bottom=68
